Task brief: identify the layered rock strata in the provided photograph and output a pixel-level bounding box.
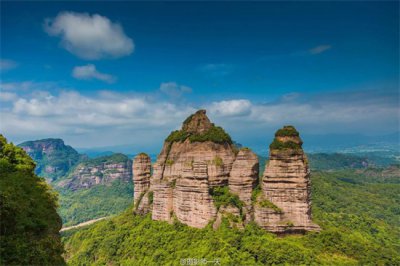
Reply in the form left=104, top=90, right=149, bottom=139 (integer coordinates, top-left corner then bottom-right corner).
left=57, top=154, right=131, bottom=190
left=133, top=153, right=152, bottom=214
left=256, top=126, right=321, bottom=233
left=133, top=111, right=320, bottom=234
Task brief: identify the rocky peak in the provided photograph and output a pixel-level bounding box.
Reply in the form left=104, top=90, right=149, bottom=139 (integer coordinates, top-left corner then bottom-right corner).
left=133, top=112, right=320, bottom=234
left=257, top=125, right=320, bottom=233
left=270, top=125, right=303, bottom=151
left=181, top=109, right=213, bottom=134
left=133, top=153, right=152, bottom=214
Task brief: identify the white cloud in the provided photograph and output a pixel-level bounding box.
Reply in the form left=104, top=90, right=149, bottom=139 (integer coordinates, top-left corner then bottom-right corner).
left=159, top=82, right=192, bottom=98
left=0, top=59, right=18, bottom=71
left=209, top=99, right=252, bottom=117
left=0, top=92, right=17, bottom=102
left=309, top=45, right=331, bottom=55
left=0, top=88, right=196, bottom=148
left=44, top=11, right=134, bottom=60
left=0, top=83, right=397, bottom=150
left=72, top=64, right=116, bottom=83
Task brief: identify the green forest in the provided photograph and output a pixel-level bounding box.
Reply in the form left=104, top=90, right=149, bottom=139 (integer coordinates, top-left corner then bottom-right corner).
left=62, top=166, right=400, bottom=265
left=0, top=136, right=65, bottom=265
left=57, top=180, right=133, bottom=227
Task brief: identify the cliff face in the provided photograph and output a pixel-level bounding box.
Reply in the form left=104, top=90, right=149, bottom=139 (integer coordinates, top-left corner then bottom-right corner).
left=150, top=110, right=236, bottom=228
left=256, top=126, right=320, bottom=233
left=133, top=111, right=320, bottom=233
left=57, top=153, right=132, bottom=190
left=18, top=138, right=83, bottom=181
left=133, top=153, right=152, bottom=214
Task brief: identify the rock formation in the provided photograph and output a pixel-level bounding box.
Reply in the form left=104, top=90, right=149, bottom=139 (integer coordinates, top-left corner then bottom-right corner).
left=255, top=126, right=321, bottom=233
left=133, top=111, right=320, bottom=233
left=229, top=148, right=259, bottom=222
left=133, top=153, right=152, bottom=214
left=57, top=153, right=132, bottom=190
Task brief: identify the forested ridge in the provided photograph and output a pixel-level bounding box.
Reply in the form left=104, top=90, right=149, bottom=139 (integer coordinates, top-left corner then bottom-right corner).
left=0, top=135, right=65, bottom=265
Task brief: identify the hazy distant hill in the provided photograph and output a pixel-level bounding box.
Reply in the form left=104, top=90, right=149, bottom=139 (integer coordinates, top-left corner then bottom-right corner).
left=18, top=138, right=85, bottom=182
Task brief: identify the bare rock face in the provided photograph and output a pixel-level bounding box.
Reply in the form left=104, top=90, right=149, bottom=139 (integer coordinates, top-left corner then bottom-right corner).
left=133, top=153, right=152, bottom=214
left=229, top=148, right=259, bottom=222
left=257, top=126, right=320, bottom=233
left=57, top=153, right=132, bottom=191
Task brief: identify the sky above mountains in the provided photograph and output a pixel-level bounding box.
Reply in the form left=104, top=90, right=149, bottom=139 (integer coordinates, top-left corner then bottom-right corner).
left=1, top=1, right=399, bottom=152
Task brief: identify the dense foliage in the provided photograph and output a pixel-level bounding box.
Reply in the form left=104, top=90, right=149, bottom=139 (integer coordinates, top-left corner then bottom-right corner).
left=78, top=153, right=128, bottom=167
left=274, top=125, right=300, bottom=137
left=0, top=135, right=65, bottom=265
left=18, top=138, right=83, bottom=181
left=269, top=139, right=302, bottom=150
left=209, top=186, right=244, bottom=211
left=62, top=165, right=400, bottom=265
left=165, top=126, right=232, bottom=144
left=57, top=179, right=133, bottom=227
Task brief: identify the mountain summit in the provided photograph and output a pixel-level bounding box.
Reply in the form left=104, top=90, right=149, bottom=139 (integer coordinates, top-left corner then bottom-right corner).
left=133, top=110, right=320, bottom=233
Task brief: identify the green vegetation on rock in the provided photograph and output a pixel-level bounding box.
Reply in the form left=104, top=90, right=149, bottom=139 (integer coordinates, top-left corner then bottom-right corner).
left=212, top=156, right=223, bottom=167
left=210, top=186, right=244, bottom=211
left=166, top=126, right=232, bottom=144
left=0, top=135, right=65, bottom=265
left=258, top=199, right=283, bottom=213
left=79, top=153, right=128, bottom=167
left=269, top=139, right=302, bottom=150
left=275, top=125, right=300, bottom=137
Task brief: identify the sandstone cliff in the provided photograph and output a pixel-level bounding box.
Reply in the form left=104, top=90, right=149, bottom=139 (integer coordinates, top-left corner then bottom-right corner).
left=133, top=153, right=152, bottom=214
left=256, top=126, right=321, bottom=233
left=57, top=153, right=132, bottom=190
left=133, top=111, right=320, bottom=233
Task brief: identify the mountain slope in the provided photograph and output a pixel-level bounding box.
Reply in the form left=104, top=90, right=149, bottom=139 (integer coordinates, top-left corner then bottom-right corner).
left=18, top=138, right=84, bottom=182
left=54, top=153, right=133, bottom=226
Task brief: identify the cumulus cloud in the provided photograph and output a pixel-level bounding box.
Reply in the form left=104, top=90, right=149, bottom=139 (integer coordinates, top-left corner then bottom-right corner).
left=309, top=45, right=331, bottom=55
left=0, top=88, right=196, bottom=148
left=209, top=99, right=252, bottom=117
left=0, top=59, right=18, bottom=71
left=209, top=89, right=398, bottom=137
left=159, top=82, right=192, bottom=98
left=72, top=64, right=116, bottom=83
left=0, top=82, right=397, bottom=150
left=44, top=11, right=134, bottom=59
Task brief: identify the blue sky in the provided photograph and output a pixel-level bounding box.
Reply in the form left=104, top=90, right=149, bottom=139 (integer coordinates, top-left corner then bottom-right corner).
left=0, top=1, right=399, bottom=152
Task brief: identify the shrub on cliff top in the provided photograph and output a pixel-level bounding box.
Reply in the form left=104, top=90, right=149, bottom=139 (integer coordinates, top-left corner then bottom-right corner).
left=165, top=126, right=232, bottom=144
left=275, top=125, right=300, bottom=137
left=269, top=139, right=302, bottom=150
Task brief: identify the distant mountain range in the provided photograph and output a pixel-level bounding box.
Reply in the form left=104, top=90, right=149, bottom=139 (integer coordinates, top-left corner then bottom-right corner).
left=66, top=132, right=400, bottom=157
